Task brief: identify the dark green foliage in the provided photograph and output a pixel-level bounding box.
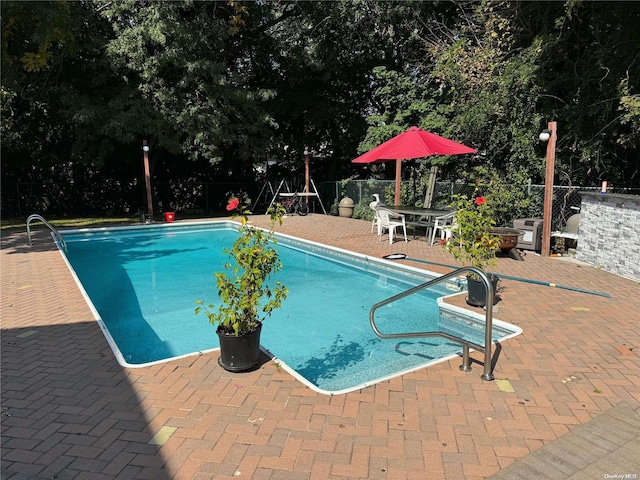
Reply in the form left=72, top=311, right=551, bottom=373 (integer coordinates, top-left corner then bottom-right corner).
left=1, top=0, right=639, bottom=218
left=361, top=1, right=639, bottom=189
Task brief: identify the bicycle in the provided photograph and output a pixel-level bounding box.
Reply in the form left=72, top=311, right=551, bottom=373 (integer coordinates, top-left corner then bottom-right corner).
left=281, top=193, right=309, bottom=216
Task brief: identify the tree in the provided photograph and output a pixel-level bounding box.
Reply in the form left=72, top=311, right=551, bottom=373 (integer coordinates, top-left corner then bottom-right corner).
left=98, top=0, right=276, bottom=175
left=536, top=1, right=640, bottom=186
left=1, top=0, right=78, bottom=167
left=428, top=1, right=639, bottom=187
left=359, top=1, right=640, bottom=188
left=3, top=0, right=638, bottom=218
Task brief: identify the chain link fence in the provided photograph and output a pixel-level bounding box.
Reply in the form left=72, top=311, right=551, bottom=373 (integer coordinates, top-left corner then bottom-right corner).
left=6, top=181, right=262, bottom=219
left=320, top=179, right=640, bottom=230
left=5, top=177, right=638, bottom=231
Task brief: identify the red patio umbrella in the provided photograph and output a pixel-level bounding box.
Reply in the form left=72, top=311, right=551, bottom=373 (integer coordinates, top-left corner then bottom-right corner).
left=352, top=126, right=477, bottom=205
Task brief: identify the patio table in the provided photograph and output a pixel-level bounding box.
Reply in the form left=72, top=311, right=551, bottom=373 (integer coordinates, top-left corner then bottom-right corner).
left=383, top=206, right=455, bottom=238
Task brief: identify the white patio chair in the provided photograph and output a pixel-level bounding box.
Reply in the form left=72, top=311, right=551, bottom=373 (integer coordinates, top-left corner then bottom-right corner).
left=375, top=206, right=408, bottom=244
left=429, top=211, right=456, bottom=246
left=551, top=212, right=580, bottom=249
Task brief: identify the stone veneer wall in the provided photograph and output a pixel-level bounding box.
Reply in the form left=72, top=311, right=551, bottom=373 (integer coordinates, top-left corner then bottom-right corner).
left=575, top=192, right=640, bottom=282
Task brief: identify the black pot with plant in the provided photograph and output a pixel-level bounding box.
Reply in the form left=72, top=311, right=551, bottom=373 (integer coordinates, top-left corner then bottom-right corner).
left=465, top=274, right=499, bottom=307
left=196, top=197, right=288, bottom=371
left=446, top=189, right=502, bottom=307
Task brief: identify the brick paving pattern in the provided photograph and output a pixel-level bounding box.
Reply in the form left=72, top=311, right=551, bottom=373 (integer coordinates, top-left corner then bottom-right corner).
left=2, top=214, right=639, bottom=479
left=488, top=401, right=640, bottom=479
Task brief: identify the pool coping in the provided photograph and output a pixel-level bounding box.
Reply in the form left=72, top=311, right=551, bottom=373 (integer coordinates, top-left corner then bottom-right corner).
left=56, top=220, right=523, bottom=395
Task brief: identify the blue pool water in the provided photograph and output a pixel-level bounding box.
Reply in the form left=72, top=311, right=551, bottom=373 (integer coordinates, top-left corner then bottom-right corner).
left=60, top=221, right=521, bottom=394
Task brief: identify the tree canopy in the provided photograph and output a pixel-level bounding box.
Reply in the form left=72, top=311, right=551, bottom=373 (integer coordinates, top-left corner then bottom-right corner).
left=2, top=0, right=638, bottom=217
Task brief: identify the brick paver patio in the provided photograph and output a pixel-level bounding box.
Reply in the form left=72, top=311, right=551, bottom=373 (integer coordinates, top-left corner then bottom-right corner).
left=2, top=214, right=639, bottom=479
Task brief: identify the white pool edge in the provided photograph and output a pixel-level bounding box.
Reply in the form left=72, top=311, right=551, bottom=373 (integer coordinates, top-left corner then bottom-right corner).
left=54, top=222, right=524, bottom=389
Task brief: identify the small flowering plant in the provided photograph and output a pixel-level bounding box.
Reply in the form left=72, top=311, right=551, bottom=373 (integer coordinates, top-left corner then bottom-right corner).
left=195, top=196, right=288, bottom=336
left=446, top=191, right=501, bottom=276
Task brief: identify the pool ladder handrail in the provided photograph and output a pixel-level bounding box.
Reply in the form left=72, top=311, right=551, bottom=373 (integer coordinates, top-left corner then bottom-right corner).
left=370, top=266, right=495, bottom=381
left=26, top=214, right=67, bottom=250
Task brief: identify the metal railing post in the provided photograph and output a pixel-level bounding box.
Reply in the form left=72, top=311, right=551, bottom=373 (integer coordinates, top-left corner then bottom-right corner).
left=369, top=266, right=496, bottom=381
left=26, top=214, right=67, bottom=249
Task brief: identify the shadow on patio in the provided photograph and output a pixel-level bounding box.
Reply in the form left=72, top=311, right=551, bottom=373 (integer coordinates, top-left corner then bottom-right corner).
left=1, top=320, right=172, bottom=479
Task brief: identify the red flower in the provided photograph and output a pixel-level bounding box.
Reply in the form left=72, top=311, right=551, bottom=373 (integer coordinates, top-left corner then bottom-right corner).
left=474, top=196, right=486, bottom=206
left=226, top=197, right=240, bottom=211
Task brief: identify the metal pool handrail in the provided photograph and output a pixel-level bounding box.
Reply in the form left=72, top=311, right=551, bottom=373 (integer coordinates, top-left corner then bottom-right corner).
left=26, top=214, right=67, bottom=250
left=369, top=266, right=496, bottom=380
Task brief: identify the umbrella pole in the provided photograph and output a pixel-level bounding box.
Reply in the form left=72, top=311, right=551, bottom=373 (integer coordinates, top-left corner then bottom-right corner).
left=395, top=159, right=402, bottom=205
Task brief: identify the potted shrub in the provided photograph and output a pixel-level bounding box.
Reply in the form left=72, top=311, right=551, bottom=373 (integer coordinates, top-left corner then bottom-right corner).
left=446, top=191, right=502, bottom=307
left=195, top=197, right=288, bottom=371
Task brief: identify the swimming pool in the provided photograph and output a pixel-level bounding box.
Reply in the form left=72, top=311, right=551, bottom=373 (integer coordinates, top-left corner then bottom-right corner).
left=59, top=221, right=522, bottom=394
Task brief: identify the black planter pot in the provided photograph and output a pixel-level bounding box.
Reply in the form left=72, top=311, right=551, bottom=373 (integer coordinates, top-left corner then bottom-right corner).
left=466, top=274, right=499, bottom=307
left=216, top=323, right=262, bottom=372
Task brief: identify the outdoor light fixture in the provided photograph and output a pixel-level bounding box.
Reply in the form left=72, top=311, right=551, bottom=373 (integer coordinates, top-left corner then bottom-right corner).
left=304, top=146, right=310, bottom=203
left=540, top=123, right=557, bottom=257
left=539, top=129, right=551, bottom=142
left=142, top=139, right=153, bottom=222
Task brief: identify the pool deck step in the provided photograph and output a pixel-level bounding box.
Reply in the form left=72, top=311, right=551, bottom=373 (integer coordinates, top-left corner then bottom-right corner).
left=487, top=401, right=640, bottom=479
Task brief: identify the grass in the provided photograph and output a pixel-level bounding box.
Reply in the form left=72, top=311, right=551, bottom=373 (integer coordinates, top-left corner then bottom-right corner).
left=2, top=212, right=231, bottom=232
left=1, top=216, right=141, bottom=231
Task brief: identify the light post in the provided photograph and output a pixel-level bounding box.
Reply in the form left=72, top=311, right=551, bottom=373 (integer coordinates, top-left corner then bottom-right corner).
left=539, top=122, right=557, bottom=257
left=142, top=140, right=153, bottom=222
left=304, top=146, right=310, bottom=204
